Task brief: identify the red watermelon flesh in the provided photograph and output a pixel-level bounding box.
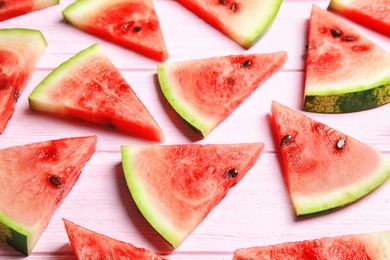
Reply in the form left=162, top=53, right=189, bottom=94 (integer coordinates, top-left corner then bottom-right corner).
left=0, top=0, right=59, bottom=21
left=271, top=101, right=390, bottom=216
left=233, top=229, right=390, bottom=259
left=0, top=136, right=97, bottom=255
left=158, top=51, right=287, bottom=137
left=328, top=0, right=390, bottom=37
left=28, top=43, right=164, bottom=142
left=0, top=28, right=47, bottom=134
left=62, top=0, right=169, bottom=62
left=121, top=142, right=264, bottom=248
left=63, top=219, right=165, bottom=260
left=175, top=0, right=283, bottom=49
left=303, top=4, right=390, bottom=113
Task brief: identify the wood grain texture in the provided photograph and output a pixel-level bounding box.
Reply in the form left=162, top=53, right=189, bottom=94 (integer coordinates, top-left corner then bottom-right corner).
left=0, top=0, right=390, bottom=259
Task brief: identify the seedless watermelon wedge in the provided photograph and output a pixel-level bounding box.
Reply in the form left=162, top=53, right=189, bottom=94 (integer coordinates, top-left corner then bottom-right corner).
left=304, top=5, right=390, bottom=113
left=121, top=142, right=264, bottom=247
left=28, top=44, right=164, bottom=142
left=62, top=0, right=169, bottom=62
left=0, top=0, right=59, bottom=21
left=233, top=229, right=390, bottom=259
left=328, top=0, right=390, bottom=37
left=0, top=136, right=97, bottom=255
left=63, top=219, right=165, bottom=259
left=176, top=0, right=283, bottom=49
left=0, top=28, right=47, bottom=134
left=271, top=101, right=390, bottom=216
left=157, top=51, right=287, bottom=137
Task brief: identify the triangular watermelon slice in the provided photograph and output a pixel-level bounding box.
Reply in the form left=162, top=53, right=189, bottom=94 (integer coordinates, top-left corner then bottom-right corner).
left=0, top=136, right=97, bottom=255
left=271, top=100, right=390, bottom=216
left=121, top=142, right=264, bottom=247
left=175, top=0, right=283, bottom=48
left=328, top=0, right=390, bottom=38
left=303, top=4, right=390, bottom=113
left=28, top=43, right=164, bottom=142
left=62, top=0, right=169, bottom=62
left=157, top=51, right=287, bottom=138
left=0, top=28, right=47, bottom=134
left=0, top=0, right=59, bottom=21
left=63, top=219, right=165, bottom=259
left=233, top=229, right=390, bottom=259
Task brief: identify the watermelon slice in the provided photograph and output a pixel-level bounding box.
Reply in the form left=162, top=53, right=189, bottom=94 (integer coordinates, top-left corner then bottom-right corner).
left=121, top=142, right=264, bottom=247
left=28, top=43, right=164, bottom=142
left=0, top=136, right=97, bottom=255
left=62, top=0, right=169, bottom=62
left=175, top=0, right=283, bottom=48
left=233, top=229, right=390, bottom=259
left=0, top=0, right=59, bottom=21
left=0, top=28, right=47, bottom=134
left=157, top=51, right=287, bottom=137
left=328, top=0, right=390, bottom=37
left=63, top=219, right=165, bottom=259
left=303, top=4, right=390, bottom=113
left=271, top=100, right=390, bottom=216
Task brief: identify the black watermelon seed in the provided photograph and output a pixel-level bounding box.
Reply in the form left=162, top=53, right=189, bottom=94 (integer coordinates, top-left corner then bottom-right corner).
left=219, top=0, right=226, bottom=4
left=224, top=168, right=239, bottom=178
left=336, top=137, right=346, bottom=150
left=49, top=175, right=63, bottom=187
left=330, top=28, right=342, bottom=38
left=133, top=26, right=142, bottom=32
left=280, top=134, right=293, bottom=146
left=242, top=60, right=251, bottom=68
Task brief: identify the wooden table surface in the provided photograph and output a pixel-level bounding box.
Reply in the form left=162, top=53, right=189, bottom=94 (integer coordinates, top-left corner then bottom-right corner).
left=1, top=0, right=390, bottom=259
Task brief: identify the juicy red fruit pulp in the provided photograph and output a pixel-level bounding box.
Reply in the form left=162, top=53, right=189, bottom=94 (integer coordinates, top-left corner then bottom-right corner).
left=89, top=2, right=168, bottom=61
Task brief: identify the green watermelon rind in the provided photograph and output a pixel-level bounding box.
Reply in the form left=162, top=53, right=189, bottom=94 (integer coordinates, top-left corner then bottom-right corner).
left=157, top=64, right=213, bottom=137
left=177, top=0, right=283, bottom=49
left=294, top=157, right=390, bottom=216
left=235, top=0, right=283, bottom=49
left=121, top=146, right=185, bottom=248
left=0, top=215, right=30, bottom=255
left=304, top=81, right=390, bottom=113
left=28, top=43, right=100, bottom=110
left=33, top=0, right=60, bottom=10
left=62, top=0, right=102, bottom=21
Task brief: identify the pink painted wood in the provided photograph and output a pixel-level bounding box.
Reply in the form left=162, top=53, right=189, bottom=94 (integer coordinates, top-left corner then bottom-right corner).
left=1, top=0, right=390, bottom=259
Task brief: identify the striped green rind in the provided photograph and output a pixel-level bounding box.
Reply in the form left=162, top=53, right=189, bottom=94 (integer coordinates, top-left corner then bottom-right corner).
left=304, top=81, right=390, bottom=113
left=0, top=216, right=30, bottom=255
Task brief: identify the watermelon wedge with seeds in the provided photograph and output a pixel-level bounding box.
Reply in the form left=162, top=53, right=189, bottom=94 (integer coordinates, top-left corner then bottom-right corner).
left=271, top=100, right=390, bottom=216
left=121, top=142, right=264, bottom=247
left=0, top=28, right=47, bottom=134
left=63, top=219, right=165, bottom=259
left=62, top=0, right=169, bottom=61
left=0, top=0, right=59, bottom=21
left=28, top=43, right=164, bottom=142
left=0, top=136, right=97, bottom=255
left=157, top=51, right=287, bottom=138
left=176, top=0, right=283, bottom=49
left=328, top=0, right=390, bottom=37
left=303, top=4, right=390, bottom=113
left=233, top=229, right=390, bottom=259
